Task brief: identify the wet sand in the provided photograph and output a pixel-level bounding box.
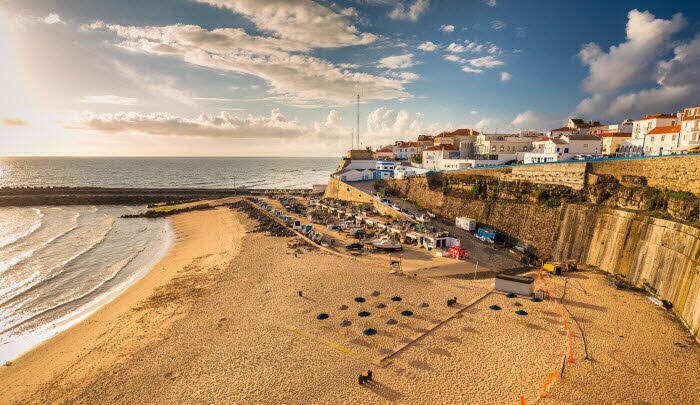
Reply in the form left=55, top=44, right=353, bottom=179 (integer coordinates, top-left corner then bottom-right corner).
left=0, top=203, right=698, bottom=404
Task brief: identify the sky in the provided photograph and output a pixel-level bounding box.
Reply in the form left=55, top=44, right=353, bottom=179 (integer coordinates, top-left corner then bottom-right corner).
left=1, top=0, right=699, bottom=157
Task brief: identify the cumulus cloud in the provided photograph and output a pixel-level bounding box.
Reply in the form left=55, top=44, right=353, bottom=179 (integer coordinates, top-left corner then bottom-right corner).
left=1, top=117, right=31, bottom=126
left=193, top=0, right=377, bottom=48
left=470, top=110, right=479, bottom=115
left=467, top=55, right=504, bottom=68
left=87, top=22, right=409, bottom=103
left=43, top=13, right=63, bottom=25
left=446, top=43, right=467, bottom=53
left=439, top=24, right=454, bottom=32
left=378, top=53, right=416, bottom=69
left=365, top=107, right=442, bottom=145
left=500, top=72, right=512, bottom=81
left=575, top=10, right=699, bottom=118
left=80, top=95, right=138, bottom=105
left=485, top=0, right=497, bottom=7
left=577, top=9, right=685, bottom=93
left=511, top=111, right=562, bottom=131
left=390, top=71, right=420, bottom=81
left=417, top=41, right=437, bottom=51
left=388, top=0, right=430, bottom=23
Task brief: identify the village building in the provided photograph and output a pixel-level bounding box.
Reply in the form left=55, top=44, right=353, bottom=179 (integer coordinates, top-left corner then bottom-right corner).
left=375, top=146, right=395, bottom=160
left=600, top=132, right=633, bottom=156
left=374, top=161, right=396, bottom=179
left=621, top=113, right=679, bottom=156
left=394, top=141, right=419, bottom=160
left=522, top=134, right=602, bottom=163
left=422, top=144, right=459, bottom=170
left=674, top=106, right=700, bottom=154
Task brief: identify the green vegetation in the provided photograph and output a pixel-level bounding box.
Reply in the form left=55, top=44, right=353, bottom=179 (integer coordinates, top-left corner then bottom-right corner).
left=470, top=183, right=483, bottom=199
left=152, top=205, right=178, bottom=212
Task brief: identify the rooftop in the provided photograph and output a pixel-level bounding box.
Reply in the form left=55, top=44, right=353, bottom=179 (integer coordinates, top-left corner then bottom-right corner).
left=425, top=144, right=457, bottom=151
left=647, top=125, right=681, bottom=135
left=635, top=113, right=676, bottom=121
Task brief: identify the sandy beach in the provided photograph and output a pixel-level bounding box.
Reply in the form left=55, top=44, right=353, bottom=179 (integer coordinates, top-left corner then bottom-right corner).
left=1, top=200, right=698, bottom=404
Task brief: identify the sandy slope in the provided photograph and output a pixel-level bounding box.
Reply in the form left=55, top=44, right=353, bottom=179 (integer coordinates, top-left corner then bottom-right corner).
left=0, top=205, right=698, bottom=404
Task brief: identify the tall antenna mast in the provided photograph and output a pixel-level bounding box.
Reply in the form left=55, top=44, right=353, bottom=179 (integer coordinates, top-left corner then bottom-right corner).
left=356, top=93, right=360, bottom=149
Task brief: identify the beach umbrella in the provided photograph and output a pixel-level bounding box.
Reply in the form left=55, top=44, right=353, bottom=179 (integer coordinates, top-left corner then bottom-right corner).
left=515, top=310, right=528, bottom=315
left=317, top=313, right=330, bottom=320
left=354, top=297, right=366, bottom=303
left=401, top=310, right=413, bottom=316
left=363, top=328, right=377, bottom=336
left=489, top=305, right=502, bottom=310
left=358, top=311, right=371, bottom=317
left=391, top=296, right=403, bottom=301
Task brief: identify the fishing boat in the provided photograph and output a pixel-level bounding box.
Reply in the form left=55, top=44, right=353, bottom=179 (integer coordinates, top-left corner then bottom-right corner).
left=370, top=235, right=403, bottom=251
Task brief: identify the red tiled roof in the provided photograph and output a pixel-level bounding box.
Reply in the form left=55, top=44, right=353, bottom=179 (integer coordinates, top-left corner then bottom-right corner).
left=536, top=137, right=551, bottom=142
left=448, top=128, right=480, bottom=136
left=634, top=113, right=675, bottom=121
left=425, top=144, right=457, bottom=151
left=377, top=147, right=394, bottom=153
left=646, top=125, right=681, bottom=135
left=550, top=127, right=574, bottom=132
left=599, top=132, right=633, bottom=138
left=417, top=135, right=434, bottom=142
left=682, top=107, right=700, bottom=121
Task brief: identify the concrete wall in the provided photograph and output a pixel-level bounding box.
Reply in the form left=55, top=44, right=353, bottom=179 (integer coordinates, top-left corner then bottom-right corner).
left=553, top=206, right=700, bottom=340
left=587, top=155, right=700, bottom=194
left=323, top=177, right=407, bottom=219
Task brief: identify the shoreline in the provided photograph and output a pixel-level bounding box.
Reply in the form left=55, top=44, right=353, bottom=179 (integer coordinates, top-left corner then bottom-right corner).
left=0, top=204, right=244, bottom=402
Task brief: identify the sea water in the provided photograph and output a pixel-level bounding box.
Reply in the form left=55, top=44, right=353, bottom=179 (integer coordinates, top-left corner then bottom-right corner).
left=0, top=206, right=173, bottom=363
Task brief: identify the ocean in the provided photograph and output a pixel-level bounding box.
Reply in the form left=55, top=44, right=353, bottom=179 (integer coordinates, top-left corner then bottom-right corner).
left=0, top=157, right=339, bottom=189
left=0, top=157, right=338, bottom=363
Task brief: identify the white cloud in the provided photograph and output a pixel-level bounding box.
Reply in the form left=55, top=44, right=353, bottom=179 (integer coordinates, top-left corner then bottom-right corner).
left=87, top=22, right=409, bottom=104
left=467, top=55, right=504, bottom=68
left=500, top=72, right=512, bottom=81
left=461, top=66, right=483, bottom=74
left=488, top=44, right=501, bottom=54
left=440, top=24, right=455, bottom=32
left=577, top=9, right=685, bottom=93
left=444, top=54, right=465, bottom=63
left=390, top=71, right=420, bottom=81
left=388, top=0, right=430, bottom=23
left=43, top=13, right=62, bottom=25
left=417, top=41, right=437, bottom=51
left=378, top=53, right=416, bottom=69
left=489, top=20, right=505, bottom=30
left=511, top=111, right=562, bottom=131
left=470, top=110, right=479, bottom=115
left=446, top=42, right=466, bottom=53
left=574, top=10, right=699, bottom=118
left=193, top=0, right=377, bottom=48
left=62, top=109, right=309, bottom=139
left=80, top=95, right=138, bottom=105
left=485, top=0, right=497, bottom=7
left=365, top=107, right=443, bottom=145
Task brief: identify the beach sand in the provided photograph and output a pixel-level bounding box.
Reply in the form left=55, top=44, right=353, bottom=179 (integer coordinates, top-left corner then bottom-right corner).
left=1, top=201, right=698, bottom=404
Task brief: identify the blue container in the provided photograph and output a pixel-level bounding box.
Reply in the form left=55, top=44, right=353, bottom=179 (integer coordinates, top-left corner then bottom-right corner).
left=477, top=228, right=498, bottom=242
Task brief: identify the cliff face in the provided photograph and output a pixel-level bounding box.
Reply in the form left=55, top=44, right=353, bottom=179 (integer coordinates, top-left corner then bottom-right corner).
left=381, top=156, right=700, bottom=339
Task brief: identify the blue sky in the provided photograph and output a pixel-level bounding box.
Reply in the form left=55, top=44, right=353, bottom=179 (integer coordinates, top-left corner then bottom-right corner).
left=1, top=0, right=698, bottom=156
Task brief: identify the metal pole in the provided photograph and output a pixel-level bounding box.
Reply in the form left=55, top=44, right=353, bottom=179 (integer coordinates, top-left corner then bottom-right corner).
left=357, top=93, right=360, bottom=148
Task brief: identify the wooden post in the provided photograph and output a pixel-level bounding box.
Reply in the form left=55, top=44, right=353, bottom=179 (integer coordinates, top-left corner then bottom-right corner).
left=560, top=354, right=567, bottom=379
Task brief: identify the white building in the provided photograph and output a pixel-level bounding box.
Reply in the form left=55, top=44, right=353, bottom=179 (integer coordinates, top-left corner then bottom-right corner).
left=394, top=165, right=430, bottom=179
left=474, top=134, right=535, bottom=156
left=522, top=134, right=602, bottom=163
left=375, top=146, right=394, bottom=159
left=674, top=105, right=700, bottom=154
left=642, top=125, right=682, bottom=155
left=375, top=161, right=396, bottom=179
left=332, top=168, right=374, bottom=182
left=621, top=113, right=679, bottom=156
left=422, top=144, right=460, bottom=170
left=394, top=141, right=418, bottom=160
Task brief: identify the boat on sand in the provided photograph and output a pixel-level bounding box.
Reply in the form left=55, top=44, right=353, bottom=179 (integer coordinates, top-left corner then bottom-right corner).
left=370, top=235, right=403, bottom=251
